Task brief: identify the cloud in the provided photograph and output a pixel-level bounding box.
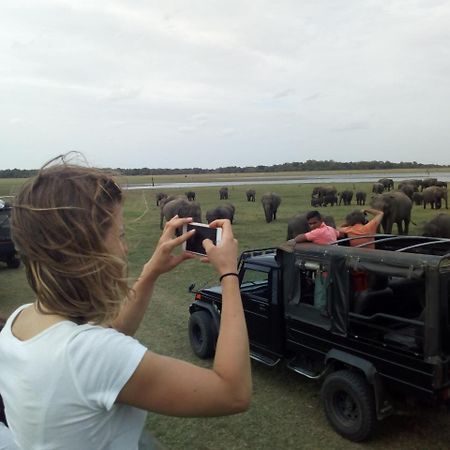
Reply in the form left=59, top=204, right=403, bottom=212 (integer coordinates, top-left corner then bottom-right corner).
left=191, top=113, right=208, bottom=125
left=332, top=121, right=371, bottom=132
left=98, top=86, right=142, bottom=102
left=178, top=126, right=196, bottom=134
left=273, top=89, right=295, bottom=99
left=1, top=0, right=450, bottom=168
left=302, top=93, right=320, bottom=101
left=219, top=128, right=236, bottom=136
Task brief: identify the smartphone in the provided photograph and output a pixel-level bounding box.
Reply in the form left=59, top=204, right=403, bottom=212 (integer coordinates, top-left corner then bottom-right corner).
left=182, top=222, right=222, bottom=256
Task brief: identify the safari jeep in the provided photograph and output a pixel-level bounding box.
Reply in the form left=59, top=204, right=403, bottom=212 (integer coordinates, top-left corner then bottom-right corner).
left=0, top=199, right=20, bottom=269
left=187, top=235, right=450, bottom=441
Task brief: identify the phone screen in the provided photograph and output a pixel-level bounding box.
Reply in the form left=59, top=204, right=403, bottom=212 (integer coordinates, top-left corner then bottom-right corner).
left=185, top=223, right=219, bottom=255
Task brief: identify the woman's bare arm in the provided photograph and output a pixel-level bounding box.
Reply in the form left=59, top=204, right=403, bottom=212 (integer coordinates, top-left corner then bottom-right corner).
left=116, top=219, right=252, bottom=416
left=111, top=216, right=195, bottom=336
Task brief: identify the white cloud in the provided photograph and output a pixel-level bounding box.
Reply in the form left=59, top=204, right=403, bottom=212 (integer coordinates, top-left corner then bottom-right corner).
left=1, top=0, right=450, bottom=168
left=9, top=117, right=24, bottom=125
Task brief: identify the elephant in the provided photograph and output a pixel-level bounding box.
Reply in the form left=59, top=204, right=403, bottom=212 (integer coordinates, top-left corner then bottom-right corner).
left=160, top=198, right=202, bottom=230
left=338, top=190, right=353, bottom=206
left=421, top=178, right=438, bottom=191
left=370, top=191, right=413, bottom=235
left=399, top=184, right=414, bottom=199
left=246, top=189, right=256, bottom=202
left=311, top=186, right=337, bottom=198
left=219, top=187, right=229, bottom=200
left=412, top=191, right=423, bottom=206
left=436, top=181, right=448, bottom=188
left=206, top=203, right=235, bottom=224
left=422, top=186, right=448, bottom=210
left=261, top=192, right=281, bottom=223
left=356, top=191, right=367, bottom=206
left=372, top=182, right=384, bottom=194
left=185, top=191, right=196, bottom=201
left=155, top=192, right=168, bottom=206
left=310, top=197, right=323, bottom=207
left=378, top=178, right=394, bottom=191
left=286, top=213, right=336, bottom=240
left=398, top=180, right=420, bottom=191
left=322, top=194, right=338, bottom=207
left=158, top=194, right=179, bottom=209
left=422, top=213, right=450, bottom=238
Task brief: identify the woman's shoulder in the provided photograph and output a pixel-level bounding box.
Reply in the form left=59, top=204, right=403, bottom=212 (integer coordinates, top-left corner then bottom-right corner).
left=4, top=304, right=32, bottom=324
left=66, top=325, right=148, bottom=409
left=69, top=323, right=139, bottom=345
left=0, top=304, right=33, bottom=336
left=67, top=324, right=147, bottom=359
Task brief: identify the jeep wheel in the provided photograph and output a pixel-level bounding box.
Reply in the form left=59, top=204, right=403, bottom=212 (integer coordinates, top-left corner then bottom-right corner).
left=188, top=311, right=216, bottom=359
left=321, top=370, right=376, bottom=442
left=6, top=257, right=20, bottom=269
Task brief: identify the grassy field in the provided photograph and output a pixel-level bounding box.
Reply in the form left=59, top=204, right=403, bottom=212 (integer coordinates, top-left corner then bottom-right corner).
left=1, top=175, right=450, bottom=449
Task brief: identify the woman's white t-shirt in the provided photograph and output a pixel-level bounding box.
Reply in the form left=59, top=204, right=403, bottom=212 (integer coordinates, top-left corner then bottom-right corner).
left=0, top=304, right=147, bottom=450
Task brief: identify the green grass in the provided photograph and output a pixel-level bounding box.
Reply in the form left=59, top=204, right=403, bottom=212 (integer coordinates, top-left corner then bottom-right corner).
left=1, top=176, right=450, bottom=449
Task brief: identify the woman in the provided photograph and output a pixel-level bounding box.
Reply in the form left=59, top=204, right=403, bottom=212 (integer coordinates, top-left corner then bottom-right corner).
left=0, top=156, right=251, bottom=449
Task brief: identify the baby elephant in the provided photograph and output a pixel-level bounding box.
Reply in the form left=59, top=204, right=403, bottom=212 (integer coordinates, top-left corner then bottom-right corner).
left=339, top=190, right=353, bottom=206
left=356, top=191, right=366, bottom=206
left=185, top=191, right=196, bottom=201
left=423, top=186, right=448, bottom=209
left=412, top=192, right=423, bottom=206
left=261, top=192, right=281, bottom=223
left=422, top=213, right=450, bottom=238
left=322, top=194, right=337, bottom=207
left=155, top=192, right=168, bottom=206
left=219, top=187, right=229, bottom=200
left=246, top=189, right=256, bottom=202
left=206, top=203, right=235, bottom=224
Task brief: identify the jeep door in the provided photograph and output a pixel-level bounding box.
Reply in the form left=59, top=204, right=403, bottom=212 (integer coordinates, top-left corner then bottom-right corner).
left=240, top=263, right=284, bottom=358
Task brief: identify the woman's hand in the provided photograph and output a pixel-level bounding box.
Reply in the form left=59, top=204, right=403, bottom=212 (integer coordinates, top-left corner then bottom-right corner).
left=143, top=215, right=197, bottom=280
left=201, top=219, right=238, bottom=276
left=113, top=216, right=197, bottom=335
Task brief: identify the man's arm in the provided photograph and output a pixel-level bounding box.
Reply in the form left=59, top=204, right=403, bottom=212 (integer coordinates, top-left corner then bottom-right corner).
left=293, top=233, right=309, bottom=243
left=363, top=208, right=384, bottom=226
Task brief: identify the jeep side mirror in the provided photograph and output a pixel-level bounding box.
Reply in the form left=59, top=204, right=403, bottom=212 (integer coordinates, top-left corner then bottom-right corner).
left=188, top=283, right=195, bottom=293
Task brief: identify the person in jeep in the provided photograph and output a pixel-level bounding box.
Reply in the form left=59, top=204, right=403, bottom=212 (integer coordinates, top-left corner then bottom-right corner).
left=292, top=210, right=339, bottom=245
left=338, top=208, right=384, bottom=249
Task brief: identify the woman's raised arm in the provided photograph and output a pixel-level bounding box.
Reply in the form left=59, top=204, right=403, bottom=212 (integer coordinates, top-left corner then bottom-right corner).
left=116, top=219, right=252, bottom=416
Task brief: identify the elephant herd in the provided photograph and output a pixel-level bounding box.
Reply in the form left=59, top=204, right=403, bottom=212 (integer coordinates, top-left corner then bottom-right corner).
left=310, top=186, right=367, bottom=208
left=155, top=179, right=450, bottom=239
left=310, top=186, right=414, bottom=235
left=156, top=187, right=282, bottom=230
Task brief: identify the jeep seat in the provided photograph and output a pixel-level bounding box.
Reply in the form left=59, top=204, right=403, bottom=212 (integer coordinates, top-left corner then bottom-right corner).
left=353, top=287, right=394, bottom=316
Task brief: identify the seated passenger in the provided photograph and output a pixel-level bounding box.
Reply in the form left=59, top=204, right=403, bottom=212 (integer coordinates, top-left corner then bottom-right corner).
left=338, top=208, right=384, bottom=249
left=293, top=211, right=339, bottom=245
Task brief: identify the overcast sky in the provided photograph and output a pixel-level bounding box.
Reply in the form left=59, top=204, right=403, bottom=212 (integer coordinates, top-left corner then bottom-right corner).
left=2, top=0, right=450, bottom=169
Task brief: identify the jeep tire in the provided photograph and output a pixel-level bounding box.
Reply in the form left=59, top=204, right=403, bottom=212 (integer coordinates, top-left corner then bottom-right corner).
left=188, top=311, right=216, bottom=359
left=321, top=370, right=376, bottom=442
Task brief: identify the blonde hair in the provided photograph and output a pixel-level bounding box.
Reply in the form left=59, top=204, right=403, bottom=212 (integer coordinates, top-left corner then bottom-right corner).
left=11, top=155, right=128, bottom=325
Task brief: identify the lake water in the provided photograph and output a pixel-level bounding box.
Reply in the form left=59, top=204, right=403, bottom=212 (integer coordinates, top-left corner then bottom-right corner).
left=124, top=171, right=450, bottom=191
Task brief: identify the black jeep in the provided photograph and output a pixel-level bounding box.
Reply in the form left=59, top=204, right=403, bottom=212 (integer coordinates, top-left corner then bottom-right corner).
left=187, top=235, right=450, bottom=441
left=0, top=199, right=20, bottom=269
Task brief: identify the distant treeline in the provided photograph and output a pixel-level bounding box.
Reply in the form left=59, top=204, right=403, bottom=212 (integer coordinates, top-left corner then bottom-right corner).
left=0, top=160, right=446, bottom=178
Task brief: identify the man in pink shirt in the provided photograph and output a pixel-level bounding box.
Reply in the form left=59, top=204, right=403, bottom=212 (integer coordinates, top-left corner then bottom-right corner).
left=293, top=211, right=340, bottom=244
